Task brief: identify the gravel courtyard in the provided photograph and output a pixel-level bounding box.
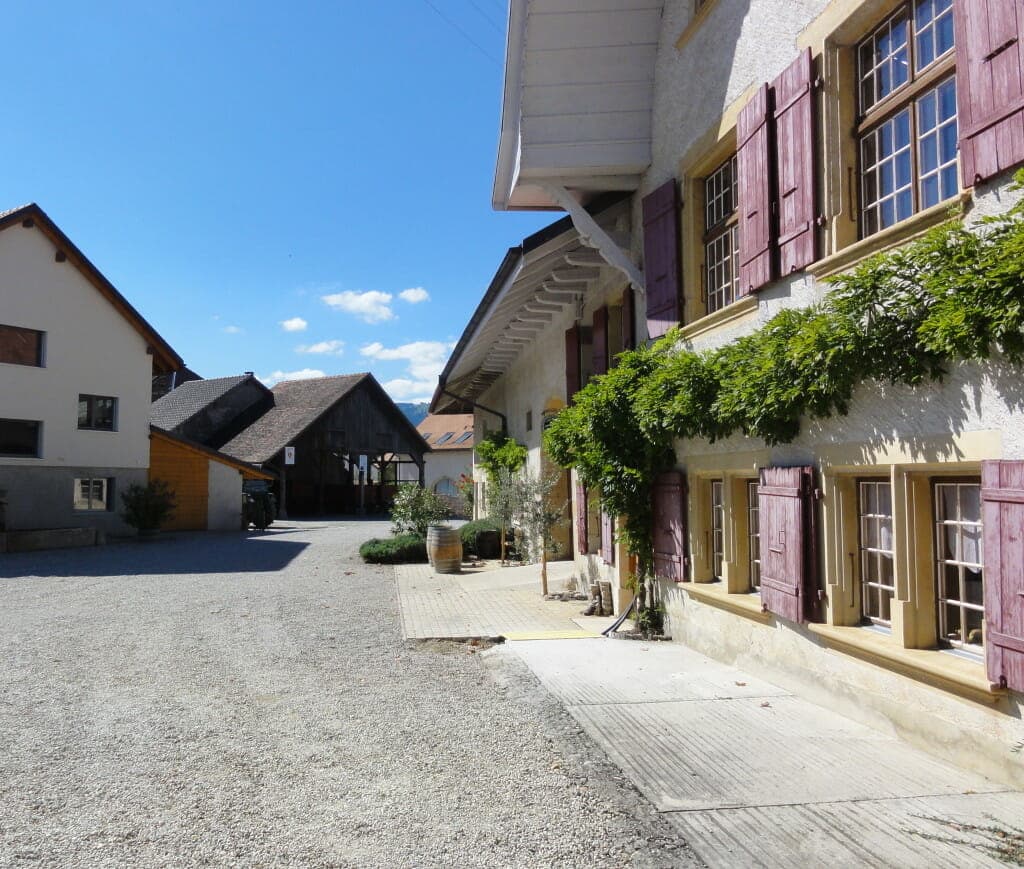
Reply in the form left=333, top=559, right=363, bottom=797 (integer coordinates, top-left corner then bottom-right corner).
left=0, top=520, right=695, bottom=868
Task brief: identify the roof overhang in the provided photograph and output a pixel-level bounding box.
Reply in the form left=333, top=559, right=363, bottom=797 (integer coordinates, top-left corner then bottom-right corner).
left=431, top=198, right=630, bottom=415
left=493, top=0, right=662, bottom=212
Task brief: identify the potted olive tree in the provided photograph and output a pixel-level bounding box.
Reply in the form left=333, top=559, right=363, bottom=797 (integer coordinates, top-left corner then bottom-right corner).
left=121, top=479, right=176, bottom=539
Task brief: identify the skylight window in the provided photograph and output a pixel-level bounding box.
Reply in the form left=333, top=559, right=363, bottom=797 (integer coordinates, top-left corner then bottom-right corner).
left=436, top=432, right=454, bottom=444
left=454, top=432, right=473, bottom=444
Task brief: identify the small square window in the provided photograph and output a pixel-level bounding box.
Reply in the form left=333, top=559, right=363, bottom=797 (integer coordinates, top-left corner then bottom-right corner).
left=0, top=418, right=41, bottom=457
left=78, top=395, right=117, bottom=431
left=73, top=477, right=112, bottom=512
left=0, top=324, right=44, bottom=367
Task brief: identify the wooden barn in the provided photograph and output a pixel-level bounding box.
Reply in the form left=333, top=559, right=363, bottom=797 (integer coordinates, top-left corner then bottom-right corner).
left=221, top=373, right=428, bottom=516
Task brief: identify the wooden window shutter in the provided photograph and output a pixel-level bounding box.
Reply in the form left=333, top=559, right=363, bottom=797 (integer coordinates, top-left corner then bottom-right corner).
left=641, top=180, right=681, bottom=339
left=575, top=478, right=589, bottom=555
left=981, top=460, right=1024, bottom=691
left=955, top=0, right=1024, bottom=185
left=592, top=306, right=609, bottom=376
left=758, top=466, right=819, bottom=622
left=652, top=469, right=688, bottom=582
left=737, top=83, right=777, bottom=295
left=601, top=508, right=615, bottom=565
left=565, top=324, right=581, bottom=405
left=772, top=48, right=818, bottom=275
left=621, top=287, right=636, bottom=351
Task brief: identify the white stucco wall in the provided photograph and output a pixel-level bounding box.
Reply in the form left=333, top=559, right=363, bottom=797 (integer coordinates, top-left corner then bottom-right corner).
left=207, top=462, right=243, bottom=531
left=0, top=222, right=156, bottom=531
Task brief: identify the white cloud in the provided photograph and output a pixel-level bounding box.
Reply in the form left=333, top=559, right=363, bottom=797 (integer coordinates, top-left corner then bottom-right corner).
left=295, top=339, right=345, bottom=356
left=258, top=368, right=326, bottom=387
left=322, top=290, right=394, bottom=323
left=360, top=340, right=455, bottom=382
left=381, top=378, right=437, bottom=402
left=222, top=325, right=243, bottom=334
left=399, top=287, right=430, bottom=304
left=280, top=317, right=308, bottom=332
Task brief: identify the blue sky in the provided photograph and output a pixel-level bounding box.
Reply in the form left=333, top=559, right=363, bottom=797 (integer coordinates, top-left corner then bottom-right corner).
left=3, top=1, right=546, bottom=402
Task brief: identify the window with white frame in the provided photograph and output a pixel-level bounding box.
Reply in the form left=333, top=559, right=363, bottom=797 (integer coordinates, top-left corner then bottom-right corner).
left=703, top=156, right=739, bottom=314
left=711, top=479, right=724, bottom=580
left=747, top=480, right=760, bottom=592
left=858, top=0, right=957, bottom=237
left=74, top=477, right=111, bottom=512
left=934, top=479, right=984, bottom=652
left=859, top=480, right=895, bottom=625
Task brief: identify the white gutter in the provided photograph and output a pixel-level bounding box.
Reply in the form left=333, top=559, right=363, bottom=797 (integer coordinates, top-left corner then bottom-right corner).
left=493, top=0, right=529, bottom=211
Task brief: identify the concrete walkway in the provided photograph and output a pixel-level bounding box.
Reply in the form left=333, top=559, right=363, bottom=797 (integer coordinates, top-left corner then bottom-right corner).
left=394, top=563, right=1024, bottom=866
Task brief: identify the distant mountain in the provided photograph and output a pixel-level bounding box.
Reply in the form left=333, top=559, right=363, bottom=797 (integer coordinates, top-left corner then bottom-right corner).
left=397, top=402, right=430, bottom=426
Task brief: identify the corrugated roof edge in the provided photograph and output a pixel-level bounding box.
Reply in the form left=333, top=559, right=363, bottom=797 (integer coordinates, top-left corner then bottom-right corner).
left=0, top=203, right=185, bottom=374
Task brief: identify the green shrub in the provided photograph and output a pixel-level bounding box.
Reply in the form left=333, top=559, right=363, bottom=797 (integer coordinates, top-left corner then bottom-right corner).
left=121, top=479, right=176, bottom=532
left=359, top=534, right=428, bottom=564
left=390, top=484, right=449, bottom=537
left=459, top=518, right=500, bottom=556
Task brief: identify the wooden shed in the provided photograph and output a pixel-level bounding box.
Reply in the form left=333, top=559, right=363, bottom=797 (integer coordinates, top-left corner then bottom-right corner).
left=221, top=373, right=428, bottom=516
left=149, top=427, right=273, bottom=531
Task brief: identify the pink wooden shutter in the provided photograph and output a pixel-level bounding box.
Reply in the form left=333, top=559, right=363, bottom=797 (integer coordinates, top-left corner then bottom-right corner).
left=981, top=460, right=1024, bottom=691
left=601, top=508, right=615, bottom=565
left=592, top=306, right=609, bottom=376
left=956, top=0, right=1024, bottom=185
left=772, top=48, right=818, bottom=275
left=737, top=83, right=776, bottom=295
left=575, top=478, right=588, bottom=556
left=621, top=287, right=636, bottom=351
left=641, top=180, right=681, bottom=339
left=652, top=470, right=687, bottom=582
left=758, top=466, right=818, bottom=622
left=565, top=324, right=581, bottom=405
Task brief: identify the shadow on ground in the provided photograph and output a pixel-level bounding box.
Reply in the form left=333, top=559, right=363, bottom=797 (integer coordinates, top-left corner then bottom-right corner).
left=0, top=529, right=312, bottom=579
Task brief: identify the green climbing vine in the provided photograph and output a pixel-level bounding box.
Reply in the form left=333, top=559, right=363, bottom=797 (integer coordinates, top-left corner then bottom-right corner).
left=545, top=171, right=1024, bottom=607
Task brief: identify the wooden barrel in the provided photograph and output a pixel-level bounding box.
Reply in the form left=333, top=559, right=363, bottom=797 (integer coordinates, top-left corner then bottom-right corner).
left=426, top=525, right=462, bottom=574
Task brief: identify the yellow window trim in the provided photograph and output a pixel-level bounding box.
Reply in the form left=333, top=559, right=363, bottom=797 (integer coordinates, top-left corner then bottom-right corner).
left=679, top=294, right=758, bottom=342
left=808, top=622, right=1004, bottom=705
left=809, top=195, right=971, bottom=281
left=675, top=0, right=722, bottom=52
left=682, top=580, right=773, bottom=623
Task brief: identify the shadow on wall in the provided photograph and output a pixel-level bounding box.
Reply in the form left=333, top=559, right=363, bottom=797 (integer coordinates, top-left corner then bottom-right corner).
left=0, top=530, right=312, bottom=579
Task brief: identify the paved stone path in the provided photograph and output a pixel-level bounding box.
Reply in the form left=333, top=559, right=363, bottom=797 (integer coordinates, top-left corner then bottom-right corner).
left=0, top=521, right=695, bottom=867
left=395, top=560, right=609, bottom=640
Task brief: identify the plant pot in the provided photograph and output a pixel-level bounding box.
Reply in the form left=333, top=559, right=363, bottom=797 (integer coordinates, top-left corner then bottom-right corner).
left=426, top=525, right=462, bottom=574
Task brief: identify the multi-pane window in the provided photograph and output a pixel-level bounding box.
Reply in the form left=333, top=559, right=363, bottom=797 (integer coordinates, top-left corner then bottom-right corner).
left=0, top=324, right=44, bottom=367
left=747, top=480, right=760, bottom=592
left=74, top=477, right=111, bottom=512
left=858, top=0, right=957, bottom=237
left=711, top=480, right=724, bottom=580
left=78, top=395, right=117, bottom=431
left=0, top=419, right=41, bottom=457
left=859, top=481, right=895, bottom=625
left=703, top=156, right=739, bottom=314
left=934, top=480, right=984, bottom=652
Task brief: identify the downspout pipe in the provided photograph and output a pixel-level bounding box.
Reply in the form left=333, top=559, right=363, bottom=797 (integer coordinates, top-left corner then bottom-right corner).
left=439, top=383, right=507, bottom=435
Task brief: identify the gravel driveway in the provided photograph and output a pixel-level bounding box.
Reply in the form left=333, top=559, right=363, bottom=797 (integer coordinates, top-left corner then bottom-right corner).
left=0, top=520, right=695, bottom=867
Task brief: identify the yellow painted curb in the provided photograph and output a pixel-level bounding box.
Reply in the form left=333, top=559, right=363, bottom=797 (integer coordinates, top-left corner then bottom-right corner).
left=503, top=630, right=600, bottom=641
